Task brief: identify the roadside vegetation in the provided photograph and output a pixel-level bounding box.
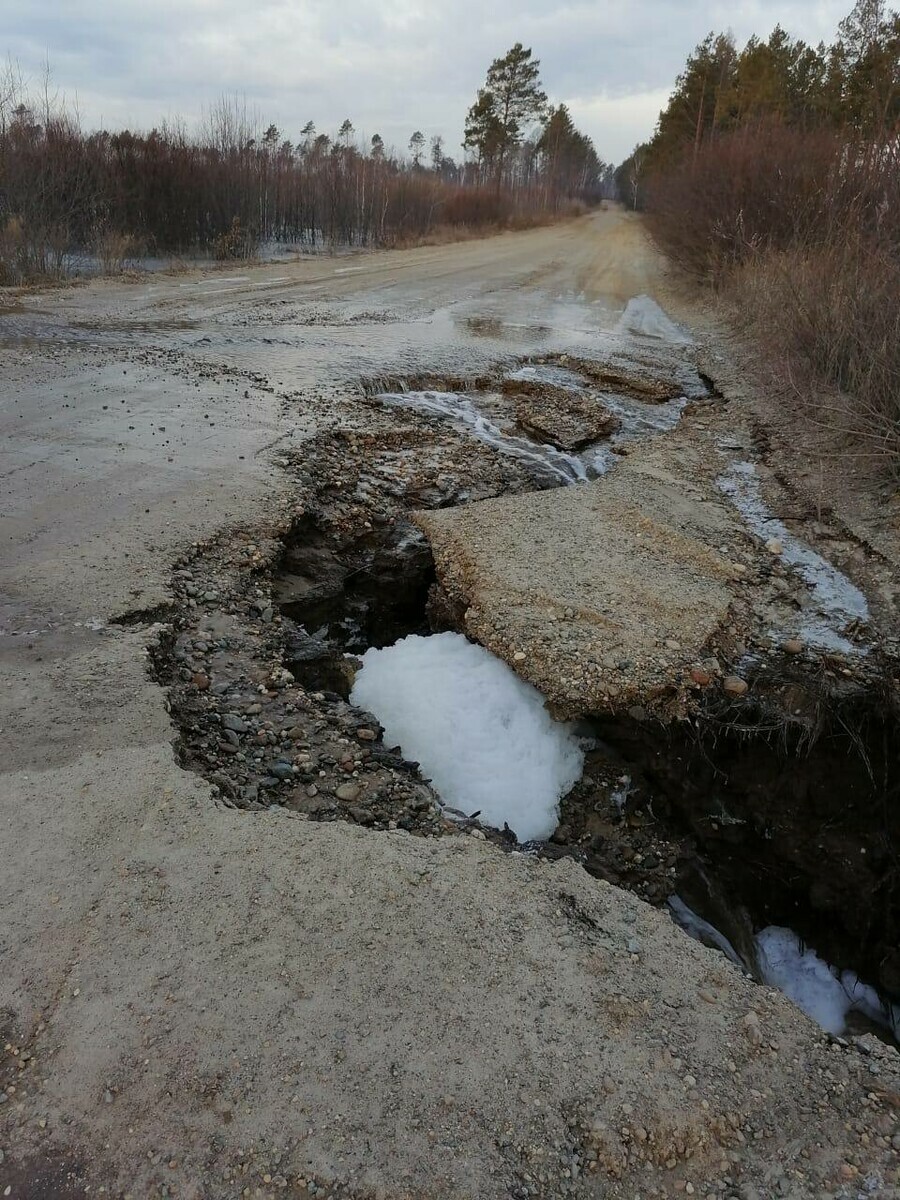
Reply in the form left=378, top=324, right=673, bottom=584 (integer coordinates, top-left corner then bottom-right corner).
left=618, top=0, right=900, bottom=472
left=0, top=47, right=609, bottom=286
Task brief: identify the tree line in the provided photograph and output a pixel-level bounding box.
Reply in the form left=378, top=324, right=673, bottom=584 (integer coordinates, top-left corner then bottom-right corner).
left=616, top=0, right=898, bottom=209
left=0, top=48, right=606, bottom=283
left=619, top=0, right=899, bottom=471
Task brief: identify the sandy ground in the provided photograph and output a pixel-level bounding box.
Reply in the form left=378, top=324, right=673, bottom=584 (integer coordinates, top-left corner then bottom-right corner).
left=2, top=210, right=899, bottom=1198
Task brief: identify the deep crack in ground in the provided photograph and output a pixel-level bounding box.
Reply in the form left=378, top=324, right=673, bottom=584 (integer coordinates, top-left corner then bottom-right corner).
left=148, top=353, right=900, bottom=1033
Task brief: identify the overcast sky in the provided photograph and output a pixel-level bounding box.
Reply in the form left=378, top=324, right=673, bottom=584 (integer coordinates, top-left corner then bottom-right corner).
left=4, top=0, right=852, bottom=163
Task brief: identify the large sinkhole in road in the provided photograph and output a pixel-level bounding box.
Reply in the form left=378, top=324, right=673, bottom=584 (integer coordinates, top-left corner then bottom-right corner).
left=265, top=355, right=900, bottom=1041
left=350, top=632, right=584, bottom=842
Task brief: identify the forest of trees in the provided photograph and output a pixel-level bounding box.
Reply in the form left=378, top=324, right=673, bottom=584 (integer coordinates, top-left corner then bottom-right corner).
left=616, top=0, right=899, bottom=211
left=618, top=0, right=899, bottom=470
left=0, top=48, right=605, bottom=283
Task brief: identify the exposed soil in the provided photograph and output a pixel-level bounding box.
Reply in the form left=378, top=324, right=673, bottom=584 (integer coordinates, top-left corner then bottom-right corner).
left=503, top=379, right=621, bottom=450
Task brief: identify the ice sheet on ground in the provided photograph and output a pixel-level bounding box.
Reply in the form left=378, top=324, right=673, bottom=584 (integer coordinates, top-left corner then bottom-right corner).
left=504, top=364, right=587, bottom=390
left=378, top=389, right=588, bottom=484
left=618, top=295, right=691, bottom=344
left=350, top=632, right=584, bottom=841
left=668, top=896, right=745, bottom=969
left=756, top=926, right=899, bottom=1037
left=718, top=461, right=869, bottom=654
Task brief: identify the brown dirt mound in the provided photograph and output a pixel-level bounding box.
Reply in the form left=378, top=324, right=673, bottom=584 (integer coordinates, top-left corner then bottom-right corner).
left=500, top=378, right=620, bottom=450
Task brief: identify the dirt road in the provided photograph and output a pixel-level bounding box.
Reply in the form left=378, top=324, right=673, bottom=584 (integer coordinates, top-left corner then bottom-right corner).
left=2, top=210, right=898, bottom=1198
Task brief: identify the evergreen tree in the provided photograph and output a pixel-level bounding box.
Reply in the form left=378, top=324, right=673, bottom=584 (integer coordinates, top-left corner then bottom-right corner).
left=464, top=43, right=547, bottom=190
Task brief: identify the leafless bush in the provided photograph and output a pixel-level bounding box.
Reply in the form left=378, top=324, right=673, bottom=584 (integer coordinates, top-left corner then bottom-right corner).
left=0, top=215, right=26, bottom=284
left=213, top=217, right=258, bottom=260
left=738, top=237, right=900, bottom=473
left=92, top=226, right=141, bottom=273
left=647, top=125, right=900, bottom=472
left=0, top=76, right=598, bottom=284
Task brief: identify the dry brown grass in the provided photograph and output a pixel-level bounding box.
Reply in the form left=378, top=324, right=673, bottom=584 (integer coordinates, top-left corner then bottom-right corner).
left=735, top=241, right=900, bottom=474
left=647, top=125, right=900, bottom=475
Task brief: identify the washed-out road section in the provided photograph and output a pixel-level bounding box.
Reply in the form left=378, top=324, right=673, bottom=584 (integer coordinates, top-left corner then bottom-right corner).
left=1, top=211, right=897, bottom=1198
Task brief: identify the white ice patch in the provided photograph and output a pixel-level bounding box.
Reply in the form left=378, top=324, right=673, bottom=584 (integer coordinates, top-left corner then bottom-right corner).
left=618, top=295, right=691, bottom=344
left=756, top=926, right=900, bottom=1037
left=378, top=389, right=588, bottom=485
left=668, top=896, right=745, bottom=969
left=350, top=632, right=584, bottom=841
left=718, top=461, right=869, bottom=654
left=504, top=364, right=586, bottom=391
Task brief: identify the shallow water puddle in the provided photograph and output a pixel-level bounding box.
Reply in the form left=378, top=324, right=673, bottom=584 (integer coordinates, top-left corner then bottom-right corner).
left=718, top=460, right=869, bottom=653
left=350, top=632, right=584, bottom=841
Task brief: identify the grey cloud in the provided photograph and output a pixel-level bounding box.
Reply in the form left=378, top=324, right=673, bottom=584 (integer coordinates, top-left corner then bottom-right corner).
left=3, top=0, right=852, bottom=161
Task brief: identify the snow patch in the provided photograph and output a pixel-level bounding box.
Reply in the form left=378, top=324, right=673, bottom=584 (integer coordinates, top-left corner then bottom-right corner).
left=350, top=632, right=584, bottom=841
left=668, top=896, right=745, bottom=969
left=718, top=461, right=868, bottom=653
left=618, top=295, right=691, bottom=344
left=671, top=905, right=899, bottom=1038
left=505, top=364, right=587, bottom=390
left=756, top=926, right=899, bottom=1037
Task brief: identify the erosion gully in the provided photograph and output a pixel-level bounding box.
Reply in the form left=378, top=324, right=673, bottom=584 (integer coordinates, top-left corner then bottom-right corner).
left=147, top=351, right=900, bottom=1041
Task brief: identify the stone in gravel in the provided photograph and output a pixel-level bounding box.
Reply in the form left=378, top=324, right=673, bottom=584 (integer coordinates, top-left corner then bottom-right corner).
left=269, top=761, right=294, bottom=780
left=782, top=638, right=804, bottom=655
left=723, top=675, right=749, bottom=697
left=221, top=714, right=249, bottom=733
left=742, top=1012, right=763, bottom=1047
left=690, top=667, right=712, bottom=686
left=765, top=538, right=784, bottom=555
left=191, top=672, right=210, bottom=690
left=357, top=728, right=377, bottom=741
left=336, top=783, right=361, bottom=802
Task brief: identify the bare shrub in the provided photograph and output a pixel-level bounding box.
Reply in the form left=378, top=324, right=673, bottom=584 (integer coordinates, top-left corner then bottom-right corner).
left=738, top=238, right=900, bottom=473
left=647, top=125, right=900, bottom=472
left=92, top=227, right=141, bottom=273
left=0, top=215, right=27, bottom=284
left=213, top=217, right=258, bottom=260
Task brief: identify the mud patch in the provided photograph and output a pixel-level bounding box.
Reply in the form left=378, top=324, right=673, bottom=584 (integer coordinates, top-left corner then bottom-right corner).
left=0, top=1151, right=97, bottom=1198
